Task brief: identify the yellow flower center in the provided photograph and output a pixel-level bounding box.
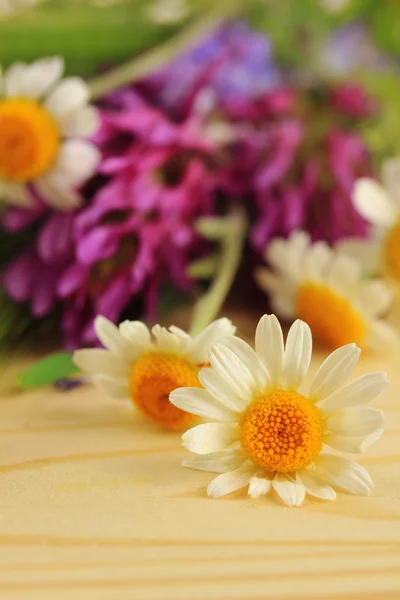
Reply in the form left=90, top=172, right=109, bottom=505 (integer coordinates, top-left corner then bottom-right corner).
left=0, top=98, right=60, bottom=182
left=384, top=219, right=400, bottom=282
left=241, top=390, right=323, bottom=473
left=129, top=352, right=201, bottom=430
left=296, top=281, right=367, bottom=349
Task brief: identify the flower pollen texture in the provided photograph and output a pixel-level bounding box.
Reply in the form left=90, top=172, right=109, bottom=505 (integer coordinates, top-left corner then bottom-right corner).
left=241, top=390, right=323, bottom=473
left=130, top=352, right=201, bottom=430
left=296, top=282, right=367, bottom=348
left=0, top=98, right=60, bottom=181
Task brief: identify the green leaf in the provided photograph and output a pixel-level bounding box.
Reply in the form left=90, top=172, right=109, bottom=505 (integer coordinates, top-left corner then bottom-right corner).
left=17, top=352, right=78, bottom=389
left=0, top=0, right=182, bottom=77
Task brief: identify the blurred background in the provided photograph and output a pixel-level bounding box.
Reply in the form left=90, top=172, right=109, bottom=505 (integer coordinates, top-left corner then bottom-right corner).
left=1, top=0, right=400, bottom=355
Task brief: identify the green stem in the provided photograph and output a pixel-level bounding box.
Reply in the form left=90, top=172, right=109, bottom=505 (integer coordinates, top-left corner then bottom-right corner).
left=88, top=0, right=242, bottom=100
left=189, top=206, right=248, bottom=336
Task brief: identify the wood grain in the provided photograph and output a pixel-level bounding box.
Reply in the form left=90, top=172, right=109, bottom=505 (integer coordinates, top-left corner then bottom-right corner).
left=1, top=312, right=400, bottom=599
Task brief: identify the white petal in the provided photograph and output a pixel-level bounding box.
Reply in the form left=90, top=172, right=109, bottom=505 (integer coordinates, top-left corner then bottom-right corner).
left=182, top=448, right=246, bottom=473
left=310, top=344, right=361, bottom=402
left=167, top=326, right=194, bottom=355
left=0, top=181, right=32, bottom=207
left=94, top=316, right=141, bottom=363
left=182, top=423, right=239, bottom=455
left=92, top=375, right=130, bottom=400
left=60, top=106, right=99, bottom=137
left=271, top=295, right=296, bottom=320
left=119, top=320, right=151, bottom=347
left=266, top=237, right=288, bottom=271
left=208, top=344, right=256, bottom=403
left=326, top=406, right=385, bottom=437
left=356, top=280, right=393, bottom=317
left=190, top=318, right=236, bottom=364
left=288, top=230, right=310, bottom=255
left=198, top=368, right=247, bottom=413
left=267, top=231, right=309, bottom=282
left=169, top=325, right=191, bottom=341
left=36, top=175, right=82, bottom=211
left=315, top=454, right=374, bottom=496
left=45, top=77, right=90, bottom=119
left=207, top=462, right=256, bottom=498
left=381, top=156, right=400, bottom=206
left=352, top=178, right=397, bottom=227
left=272, top=473, right=306, bottom=507
left=255, top=314, right=284, bottom=385
left=336, top=238, right=380, bottom=274
left=17, top=56, right=64, bottom=100
left=73, top=349, right=131, bottom=379
left=248, top=473, right=272, bottom=498
left=94, top=316, right=128, bottom=354
left=297, top=469, right=336, bottom=501
left=365, top=320, right=400, bottom=351
left=324, top=429, right=384, bottom=454
left=321, top=371, right=390, bottom=412
left=55, top=140, right=100, bottom=186
left=327, top=253, right=361, bottom=294
left=152, top=325, right=181, bottom=353
left=170, top=387, right=238, bottom=422
left=303, top=241, right=331, bottom=280
left=283, top=231, right=311, bottom=275
left=4, top=62, right=27, bottom=96
left=255, top=268, right=293, bottom=297
left=220, top=336, right=270, bottom=390
left=283, top=320, right=312, bottom=391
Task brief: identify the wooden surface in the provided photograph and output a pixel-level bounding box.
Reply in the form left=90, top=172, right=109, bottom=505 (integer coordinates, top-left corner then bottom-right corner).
left=1, top=314, right=400, bottom=599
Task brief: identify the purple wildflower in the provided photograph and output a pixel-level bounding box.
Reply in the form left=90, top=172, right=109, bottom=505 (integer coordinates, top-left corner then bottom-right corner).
left=54, top=377, right=85, bottom=392
left=210, top=82, right=373, bottom=249
left=141, top=21, right=280, bottom=118
left=2, top=92, right=215, bottom=348
left=330, top=83, right=376, bottom=117
left=2, top=212, right=74, bottom=317
left=0, top=24, right=377, bottom=348
left=322, top=22, right=395, bottom=75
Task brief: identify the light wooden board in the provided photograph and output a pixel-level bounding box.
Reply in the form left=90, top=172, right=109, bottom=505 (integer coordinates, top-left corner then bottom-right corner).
left=1, top=312, right=400, bottom=599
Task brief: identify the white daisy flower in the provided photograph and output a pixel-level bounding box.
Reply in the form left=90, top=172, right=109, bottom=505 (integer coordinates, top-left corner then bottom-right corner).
left=338, top=157, right=400, bottom=288
left=255, top=230, right=398, bottom=351
left=0, top=56, right=100, bottom=210
left=73, top=315, right=236, bottom=430
left=170, top=315, right=388, bottom=507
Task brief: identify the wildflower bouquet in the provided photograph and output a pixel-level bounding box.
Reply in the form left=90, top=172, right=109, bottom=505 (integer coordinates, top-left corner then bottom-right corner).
left=0, top=0, right=398, bottom=510
left=1, top=1, right=399, bottom=357
left=1, top=13, right=393, bottom=349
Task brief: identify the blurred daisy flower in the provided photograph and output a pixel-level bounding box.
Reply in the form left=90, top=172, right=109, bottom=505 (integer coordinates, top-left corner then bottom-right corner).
left=339, top=157, right=400, bottom=289
left=319, top=0, right=350, bottom=14
left=0, top=0, right=41, bottom=17
left=170, top=315, right=388, bottom=507
left=73, top=315, right=235, bottom=430
left=147, top=0, right=189, bottom=23
left=0, top=57, right=100, bottom=209
left=255, top=231, right=398, bottom=350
